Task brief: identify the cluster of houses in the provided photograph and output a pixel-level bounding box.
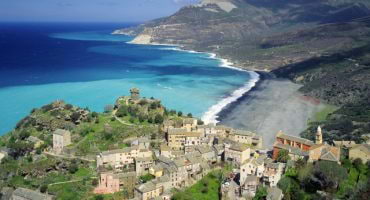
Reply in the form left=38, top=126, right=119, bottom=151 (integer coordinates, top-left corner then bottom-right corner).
left=88, top=116, right=268, bottom=200
left=2, top=89, right=370, bottom=200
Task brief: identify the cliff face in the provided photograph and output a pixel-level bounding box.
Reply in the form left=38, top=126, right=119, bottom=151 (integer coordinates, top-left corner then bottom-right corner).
left=116, top=0, right=370, bottom=71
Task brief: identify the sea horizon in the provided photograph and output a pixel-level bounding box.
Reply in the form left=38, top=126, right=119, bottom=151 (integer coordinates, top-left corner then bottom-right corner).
left=0, top=22, right=258, bottom=135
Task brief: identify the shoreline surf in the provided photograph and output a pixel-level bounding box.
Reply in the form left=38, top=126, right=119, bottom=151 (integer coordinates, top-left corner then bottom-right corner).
left=141, top=42, right=261, bottom=124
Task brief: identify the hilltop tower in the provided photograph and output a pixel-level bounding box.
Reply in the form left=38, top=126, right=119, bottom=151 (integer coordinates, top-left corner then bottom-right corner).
left=130, top=88, right=140, bottom=101
left=316, top=126, right=323, bottom=144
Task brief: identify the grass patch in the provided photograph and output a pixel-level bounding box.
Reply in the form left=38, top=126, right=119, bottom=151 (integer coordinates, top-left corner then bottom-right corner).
left=313, top=104, right=338, bottom=122
left=172, top=171, right=222, bottom=200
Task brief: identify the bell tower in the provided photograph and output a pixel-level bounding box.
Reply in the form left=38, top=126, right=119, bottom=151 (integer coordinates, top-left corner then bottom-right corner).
left=316, top=126, right=323, bottom=144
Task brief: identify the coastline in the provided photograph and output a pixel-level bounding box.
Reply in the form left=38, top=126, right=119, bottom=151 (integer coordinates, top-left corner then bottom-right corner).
left=124, top=35, right=323, bottom=147
left=124, top=37, right=262, bottom=125
left=137, top=43, right=262, bottom=125
left=217, top=72, right=325, bottom=147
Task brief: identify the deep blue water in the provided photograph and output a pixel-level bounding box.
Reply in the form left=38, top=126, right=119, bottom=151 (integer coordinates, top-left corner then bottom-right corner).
left=0, top=23, right=255, bottom=135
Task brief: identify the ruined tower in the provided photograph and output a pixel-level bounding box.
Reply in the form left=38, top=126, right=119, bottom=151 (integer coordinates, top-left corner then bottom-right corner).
left=130, top=88, right=140, bottom=101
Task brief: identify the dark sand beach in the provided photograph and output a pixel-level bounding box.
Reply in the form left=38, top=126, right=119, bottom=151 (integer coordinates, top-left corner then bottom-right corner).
left=218, top=72, right=325, bottom=147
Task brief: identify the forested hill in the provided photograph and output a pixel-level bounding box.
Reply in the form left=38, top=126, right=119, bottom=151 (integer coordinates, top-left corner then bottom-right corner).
left=117, top=0, right=370, bottom=71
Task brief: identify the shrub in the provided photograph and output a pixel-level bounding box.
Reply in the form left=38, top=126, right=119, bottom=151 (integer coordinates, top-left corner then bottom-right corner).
left=92, top=179, right=99, bottom=186
left=40, top=185, right=48, bottom=193
left=154, top=114, right=164, bottom=124
left=69, top=163, right=78, bottom=174
left=197, top=120, right=204, bottom=125
left=276, top=149, right=290, bottom=163
left=95, top=195, right=104, bottom=200
left=91, top=112, right=98, bottom=118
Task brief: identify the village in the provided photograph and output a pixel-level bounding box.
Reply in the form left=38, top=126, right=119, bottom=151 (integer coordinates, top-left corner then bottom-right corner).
left=1, top=89, right=370, bottom=200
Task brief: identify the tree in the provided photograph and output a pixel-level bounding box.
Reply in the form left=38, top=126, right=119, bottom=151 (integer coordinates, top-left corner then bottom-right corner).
left=154, top=114, right=164, bottom=124
left=95, top=195, right=104, bottom=200
left=353, top=158, right=363, bottom=171
left=69, top=162, right=78, bottom=174
left=276, top=149, right=291, bottom=163
left=187, top=113, right=193, bottom=118
left=92, top=179, right=99, bottom=186
left=178, top=111, right=183, bottom=117
left=197, top=120, right=204, bottom=125
left=253, top=186, right=267, bottom=200
left=91, top=112, right=98, bottom=118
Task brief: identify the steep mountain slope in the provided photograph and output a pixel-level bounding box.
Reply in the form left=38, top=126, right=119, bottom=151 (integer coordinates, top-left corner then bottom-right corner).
left=117, top=0, right=370, bottom=70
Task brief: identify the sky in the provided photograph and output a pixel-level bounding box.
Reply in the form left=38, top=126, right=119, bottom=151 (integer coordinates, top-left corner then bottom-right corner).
left=0, top=0, right=199, bottom=22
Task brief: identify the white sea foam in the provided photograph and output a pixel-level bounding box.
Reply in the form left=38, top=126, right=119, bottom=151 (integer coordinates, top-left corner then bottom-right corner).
left=152, top=45, right=260, bottom=125
left=201, top=71, right=259, bottom=124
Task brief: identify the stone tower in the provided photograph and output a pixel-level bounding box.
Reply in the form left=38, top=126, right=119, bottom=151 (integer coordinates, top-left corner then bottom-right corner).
left=316, top=126, right=323, bottom=144
left=130, top=88, right=140, bottom=101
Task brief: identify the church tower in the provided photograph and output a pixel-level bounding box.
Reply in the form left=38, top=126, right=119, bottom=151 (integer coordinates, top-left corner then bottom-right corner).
left=315, top=126, right=323, bottom=144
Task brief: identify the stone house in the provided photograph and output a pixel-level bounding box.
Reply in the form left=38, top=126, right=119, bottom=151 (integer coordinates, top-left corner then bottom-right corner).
left=272, top=131, right=314, bottom=160
left=97, top=147, right=152, bottom=169
left=52, top=129, right=71, bottom=154
left=167, top=128, right=187, bottom=150
left=215, top=125, right=233, bottom=138
left=333, top=141, right=357, bottom=149
left=349, top=144, right=370, bottom=164
left=229, top=130, right=263, bottom=148
left=182, top=118, right=198, bottom=132
left=26, top=136, right=44, bottom=149
left=132, top=137, right=151, bottom=150
left=308, top=144, right=341, bottom=164
left=167, top=129, right=201, bottom=151
left=195, top=145, right=217, bottom=164
left=11, top=187, right=52, bottom=200
left=241, top=175, right=259, bottom=197
left=184, top=132, right=202, bottom=151
left=240, top=155, right=267, bottom=184
left=94, top=171, right=137, bottom=197
left=150, top=156, right=188, bottom=188
left=196, top=124, right=217, bottom=137
left=134, top=175, right=171, bottom=200
left=136, top=157, right=154, bottom=176
left=162, top=120, right=175, bottom=133
left=225, top=142, right=251, bottom=166
left=262, top=162, right=285, bottom=187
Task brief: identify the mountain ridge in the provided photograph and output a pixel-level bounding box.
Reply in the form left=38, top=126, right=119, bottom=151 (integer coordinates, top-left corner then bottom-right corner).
left=116, top=0, right=370, bottom=71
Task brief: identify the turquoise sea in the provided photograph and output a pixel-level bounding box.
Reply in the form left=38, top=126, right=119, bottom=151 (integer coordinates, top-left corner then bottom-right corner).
left=0, top=23, right=258, bottom=135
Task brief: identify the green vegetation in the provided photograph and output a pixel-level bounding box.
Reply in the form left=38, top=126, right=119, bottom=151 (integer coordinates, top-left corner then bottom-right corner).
left=277, top=158, right=370, bottom=200
left=276, top=149, right=291, bottom=163
left=139, top=174, right=155, bottom=183
left=312, top=105, right=338, bottom=122
left=172, top=171, right=222, bottom=200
